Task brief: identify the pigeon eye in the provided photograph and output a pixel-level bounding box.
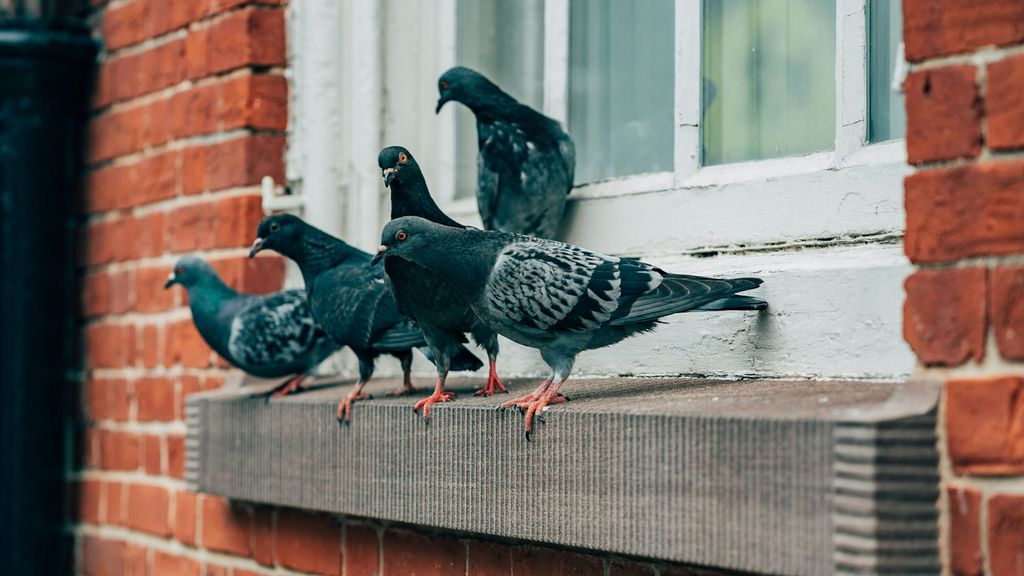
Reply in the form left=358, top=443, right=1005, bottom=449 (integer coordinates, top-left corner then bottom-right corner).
left=396, top=231, right=408, bottom=241
left=440, top=80, right=448, bottom=90
left=398, top=152, right=408, bottom=164
left=175, top=266, right=184, bottom=275
left=269, top=222, right=280, bottom=233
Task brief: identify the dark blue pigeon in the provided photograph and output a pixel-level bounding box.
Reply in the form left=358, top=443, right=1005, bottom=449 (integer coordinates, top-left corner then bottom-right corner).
left=164, top=256, right=339, bottom=399
left=250, top=214, right=482, bottom=421
left=375, top=216, right=768, bottom=437
left=376, top=146, right=506, bottom=417
left=436, top=66, right=575, bottom=239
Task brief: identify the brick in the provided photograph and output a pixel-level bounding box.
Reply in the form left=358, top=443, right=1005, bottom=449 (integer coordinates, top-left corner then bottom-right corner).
left=135, top=150, right=181, bottom=206
left=133, top=212, right=167, bottom=259
left=138, top=39, right=186, bottom=96
left=203, top=135, right=285, bottom=193
left=185, top=25, right=211, bottom=79
left=221, top=74, right=289, bottom=131
left=987, top=54, right=1024, bottom=150
left=92, top=60, right=115, bottom=109
left=947, top=376, right=1024, bottom=474
left=903, top=0, right=1024, bottom=61
left=141, top=324, right=163, bottom=368
left=182, top=145, right=207, bottom=195
left=251, top=507, right=275, bottom=566
left=209, top=8, right=286, bottom=76
left=142, top=434, right=163, bottom=474
left=905, top=162, right=1024, bottom=262
left=467, top=539, right=510, bottom=576
left=201, top=496, right=251, bottom=556
left=85, top=377, right=132, bottom=422
left=164, top=319, right=212, bottom=368
left=382, top=529, right=465, bottom=576
left=126, top=483, right=171, bottom=536
left=148, top=97, right=173, bottom=147
left=904, top=66, right=981, bottom=165
left=105, top=481, right=125, bottom=525
left=136, top=376, right=177, bottom=421
left=344, top=523, right=379, bottom=576
left=948, top=485, right=983, bottom=576
left=102, top=0, right=150, bottom=51
left=124, top=543, right=148, bottom=576
left=109, top=270, right=136, bottom=314
left=991, top=266, right=1024, bottom=360
left=166, top=194, right=265, bottom=253
left=609, top=560, right=655, bottom=576
left=276, top=509, right=342, bottom=575
left=81, top=271, right=111, bottom=317
left=82, top=536, right=125, bottom=576
left=903, top=268, right=987, bottom=366
left=84, top=163, right=136, bottom=214
left=203, top=564, right=230, bottom=576
left=136, top=266, right=177, bottom=313
left=989, top=493, right=1024, bottom=576
left=77, top=480, right=102, bottom=524
left=111, top=53, right=141, bottom=103
left=87, top=105, right=148, bottom=164
left=167, top=434, right=186, bottom=478
left=153, top=551, right=200, bottom=576
left=213, top=255, right=286, bottom=294
left=173, top=490, right=197, bottom=545
left=510, top=546, right=603, bottom=576
left=100, top=429, right=139, bottom=471
left=171, top=82, right=219, bottom=139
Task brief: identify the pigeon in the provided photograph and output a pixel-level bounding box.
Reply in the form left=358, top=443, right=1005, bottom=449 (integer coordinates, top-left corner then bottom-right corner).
left=374, top=216, right=768, bottom=436
left=164, top=256, right=339, bottom=399
left=250, top=214, right=483, bottom=421
left=436, top=66, right=575, bottom=239
left=377, top=146, right=507, bottom=416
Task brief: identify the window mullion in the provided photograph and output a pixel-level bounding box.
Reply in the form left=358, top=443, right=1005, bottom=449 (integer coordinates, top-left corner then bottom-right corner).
left=543, top=0, right=570, bottom=124
left=675, top=0, right=701, bottom=186
left=836, top=0, right=868, bottom=163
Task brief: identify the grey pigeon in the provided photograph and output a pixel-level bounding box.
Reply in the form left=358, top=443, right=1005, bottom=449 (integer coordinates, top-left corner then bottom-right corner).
left=377, top=146, right=506, bottom=417
left=436, top=66, right=575, bottom=239
left=250, top=214, right=483, bottom=421
left=375, top=216, right=767, bottom=436
left=164, top=256, right=339, bottom=398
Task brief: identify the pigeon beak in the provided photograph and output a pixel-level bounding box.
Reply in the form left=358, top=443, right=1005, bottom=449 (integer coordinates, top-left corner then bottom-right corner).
left=435, top=96, right=448, bottom=114
left=370, top=245, right=387, bottom=265
left=382, top=167, right=397, bottom=188
left=163, top=272, right=177, bottom=289
left=248, top=237, right=265, bottom=258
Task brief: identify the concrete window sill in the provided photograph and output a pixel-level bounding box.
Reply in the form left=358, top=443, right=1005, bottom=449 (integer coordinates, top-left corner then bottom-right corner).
left=185, top=377, right=940, bottom=576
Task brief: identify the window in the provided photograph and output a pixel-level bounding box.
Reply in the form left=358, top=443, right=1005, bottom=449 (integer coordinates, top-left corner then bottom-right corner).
left=290, top=0, right=912, bottom=382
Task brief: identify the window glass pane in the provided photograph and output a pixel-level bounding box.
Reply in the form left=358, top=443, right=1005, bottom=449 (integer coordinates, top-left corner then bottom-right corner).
left=569, top=0, right=675, bottom=184
left=868, top=0, right=906, bottom=142
left=702, top=0, right=836, bottom=166
left=455, top=0, right=545, bottom=199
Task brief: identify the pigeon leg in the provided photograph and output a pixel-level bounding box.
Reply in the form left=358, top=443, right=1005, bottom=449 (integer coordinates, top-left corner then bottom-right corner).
left=336, top=381, right=370, bottom=423
left=412, top=374, right=457, bottom=419
left=253, top=374, right=307, bottom=402
left=474, top=357, right=508, bottom=397
left=386, top=350, right=421, bottom=396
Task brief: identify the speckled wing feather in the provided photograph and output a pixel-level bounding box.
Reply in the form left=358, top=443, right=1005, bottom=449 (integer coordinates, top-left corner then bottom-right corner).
left=484, top=240, right=661, bottom=334
left=613, top=275, right=764, bottom=325
left=227, top=289, right=324, bottom=369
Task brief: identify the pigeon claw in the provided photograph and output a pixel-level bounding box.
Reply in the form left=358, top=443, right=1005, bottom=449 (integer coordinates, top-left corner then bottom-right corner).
left=254, top=375, right=306, bottom=403
left=474, top=365, right=509, bottom=397
left=512, top=394, right=569, bottom=438
left=336, top=392, right=370, bottom=424
left=413, top=389, right=456, bottom=419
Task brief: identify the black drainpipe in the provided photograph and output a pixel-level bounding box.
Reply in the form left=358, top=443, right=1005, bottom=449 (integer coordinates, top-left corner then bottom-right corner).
left=0, top=20, right=96, bottom=574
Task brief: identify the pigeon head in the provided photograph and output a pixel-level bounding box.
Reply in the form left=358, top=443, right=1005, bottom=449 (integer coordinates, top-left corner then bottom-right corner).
left=164, top=255, right=217, bottom=289
left=372, top=216, right=440, bottom=265
left=251, top=213, right=304, bottom=259
left=377, top=145, right=422, bottom=188
left=436, top=66, right=505, bottom=113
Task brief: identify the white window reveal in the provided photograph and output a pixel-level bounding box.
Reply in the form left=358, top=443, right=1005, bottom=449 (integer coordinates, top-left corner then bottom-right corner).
left=288, top=0, right=913, bottom=381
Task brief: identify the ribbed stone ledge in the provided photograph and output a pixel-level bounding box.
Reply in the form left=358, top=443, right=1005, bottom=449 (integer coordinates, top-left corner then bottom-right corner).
left=185, top=377, right=940, bottom=576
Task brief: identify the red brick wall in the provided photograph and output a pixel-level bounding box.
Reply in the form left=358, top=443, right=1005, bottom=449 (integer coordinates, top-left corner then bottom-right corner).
left=71, top=1, right=719, bottom=575
left=902, top=1, right=1024, bottom=574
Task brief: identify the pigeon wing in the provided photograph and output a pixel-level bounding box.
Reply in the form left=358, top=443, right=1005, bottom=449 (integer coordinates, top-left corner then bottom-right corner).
left=310, top=264, right=413, bottom=350
left=228, top=289, right=320, bottom=369
left=484, top=240, right=661, bottom=334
